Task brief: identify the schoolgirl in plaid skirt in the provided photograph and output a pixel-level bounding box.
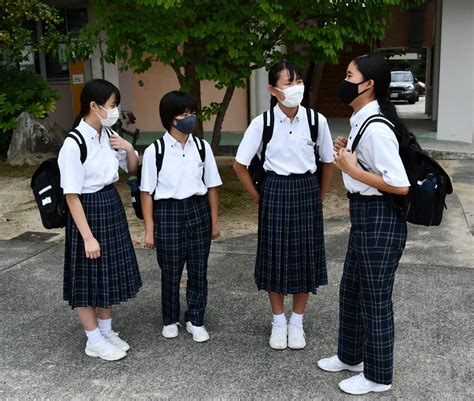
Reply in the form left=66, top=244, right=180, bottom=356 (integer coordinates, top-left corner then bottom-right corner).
left=140, top=91, right=222, bottom=343
left=58, top=79, right=142, bottom=361
left=234, top=61, right=334, bottom=350
left=318, top=54, right=411, bottom=395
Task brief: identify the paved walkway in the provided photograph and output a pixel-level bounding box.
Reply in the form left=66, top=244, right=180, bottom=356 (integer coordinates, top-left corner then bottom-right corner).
left=1, top=160, right=473, bottom=399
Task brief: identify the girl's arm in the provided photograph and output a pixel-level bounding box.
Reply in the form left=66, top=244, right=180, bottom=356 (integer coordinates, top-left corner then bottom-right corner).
left=208, top=187, right=220, bottom=240
left=334, top=148, right=409, bottom=195
left=65, top=194, right=101, bottom=259
left=319, top=162, right=334, bottom=202
left=109, top=134, right=139, bottom=175
left=141, top=192, right=155, bottom=248
left=233, top=161, right=260, bottom=204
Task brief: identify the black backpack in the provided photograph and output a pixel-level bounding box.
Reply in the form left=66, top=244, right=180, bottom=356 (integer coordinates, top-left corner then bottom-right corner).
left=31, top=129, right=87, bottom=229
left=248, top=107, right=321, bottom=193
left=351, top=115, right=453, bottom=226
left=129, top=135, right=206, bottom=219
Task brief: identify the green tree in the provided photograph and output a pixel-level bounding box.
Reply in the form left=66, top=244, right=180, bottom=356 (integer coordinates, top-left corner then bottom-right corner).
left=78, top=0, right=424, bottom=150
left=0, top=0, right=64, bottom=63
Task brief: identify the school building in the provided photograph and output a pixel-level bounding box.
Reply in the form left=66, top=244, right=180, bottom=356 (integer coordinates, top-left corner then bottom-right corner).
left=33, top=0, right=473, bottom=144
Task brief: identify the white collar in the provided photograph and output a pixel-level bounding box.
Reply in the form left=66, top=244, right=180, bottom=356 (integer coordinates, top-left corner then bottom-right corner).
left=163, top=131, right=194, bottom=147
left=78, top=119, right=108, bottom=141
left=350, top=100, right=381, bottom=128
left=273, top=104, right=304, bottom=123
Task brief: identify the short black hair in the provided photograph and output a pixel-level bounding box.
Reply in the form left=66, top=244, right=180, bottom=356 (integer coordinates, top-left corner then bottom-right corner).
left=159, top=91, right=198, bottom=131
left=268, top=61, right=304, bottom=107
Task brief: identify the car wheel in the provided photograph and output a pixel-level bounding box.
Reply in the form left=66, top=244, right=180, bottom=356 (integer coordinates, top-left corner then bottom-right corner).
left=408, top=95, right=416, bottom=104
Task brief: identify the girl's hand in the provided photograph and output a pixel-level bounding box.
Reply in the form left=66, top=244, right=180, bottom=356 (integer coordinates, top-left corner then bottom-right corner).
left=84, top=237, right=101, bottom=259
left=333, top=148, right=358, bottom=176
left=251, top=191, right=260, bottom=204
left=333, top=136, right=348, bottom=152
left=144, top=229, right=155, bottom=249
left=109, top=133, right=133, bottom=152
left=211, top=222, right=220, bottom=240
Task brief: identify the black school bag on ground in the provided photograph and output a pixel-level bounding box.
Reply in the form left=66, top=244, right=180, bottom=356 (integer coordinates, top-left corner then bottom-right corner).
left=129, top=135, right=206, bottom=219
left=248, top=107, right=322, bottom=193
left=351, top=115, right=453, bottom=226
left=31, top=129, right=87, bottom=229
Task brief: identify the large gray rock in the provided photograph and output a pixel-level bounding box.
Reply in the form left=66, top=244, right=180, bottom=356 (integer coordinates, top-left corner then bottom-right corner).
left=7, top=112, right=65, bottom=166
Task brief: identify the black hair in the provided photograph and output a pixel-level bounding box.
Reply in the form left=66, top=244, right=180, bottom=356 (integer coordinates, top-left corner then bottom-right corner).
left=159, top=91, right=198, bottom=132
left=353, top=53, right=411, bottom=147
left=268, top=61, right=304, bottom=108
left=72, top=79, right=121, bottom=128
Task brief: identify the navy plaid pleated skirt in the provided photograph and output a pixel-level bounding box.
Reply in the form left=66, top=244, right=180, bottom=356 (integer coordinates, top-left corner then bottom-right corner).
left=63, top=184, right=142, bottom=309
left=255, top=172, right=328, bottom=294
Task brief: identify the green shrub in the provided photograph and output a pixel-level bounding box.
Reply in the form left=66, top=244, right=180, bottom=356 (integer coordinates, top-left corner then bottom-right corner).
left=0, top=66, right=61, bottom=154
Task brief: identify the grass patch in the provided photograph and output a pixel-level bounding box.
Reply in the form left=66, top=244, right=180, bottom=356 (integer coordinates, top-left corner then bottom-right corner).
left=0, top=157, right=37, bottom=178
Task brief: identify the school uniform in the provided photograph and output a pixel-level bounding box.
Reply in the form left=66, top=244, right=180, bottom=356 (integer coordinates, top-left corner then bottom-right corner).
left=58, top=119, right=142, bottom=309
left=337, top=100, right=410, bottom=385
left=235, top=104, right=334, bottom=295
left=140, top=132, right=222, bottom=326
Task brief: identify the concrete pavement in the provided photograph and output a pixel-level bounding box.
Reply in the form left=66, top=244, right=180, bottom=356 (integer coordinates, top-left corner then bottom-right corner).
left=1, top=161, right=473, bottom=400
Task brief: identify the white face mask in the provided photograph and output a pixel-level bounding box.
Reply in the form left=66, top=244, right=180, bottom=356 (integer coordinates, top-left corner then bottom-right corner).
left=95, top=105, right=120, bottom=127
left=275, top=84, right=305, bottom=108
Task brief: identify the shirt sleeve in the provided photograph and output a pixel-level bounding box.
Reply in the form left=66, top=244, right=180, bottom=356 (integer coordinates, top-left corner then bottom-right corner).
left=316, top=113, right=335, bottom=163
left=203, top=140, right=223, bottom=188
left=235, top=114, right=264, bottom=166
left=140, top=144, right=158, bottom=194
left=58, top=137, right=85, bottom=194
left=361, top=123, right=410, bottom=187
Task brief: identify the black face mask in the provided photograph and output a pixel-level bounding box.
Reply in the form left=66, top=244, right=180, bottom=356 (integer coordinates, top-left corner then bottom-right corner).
left=172, top=115, right=197, bottom=135
left=338, top=79, right=369, bottom=105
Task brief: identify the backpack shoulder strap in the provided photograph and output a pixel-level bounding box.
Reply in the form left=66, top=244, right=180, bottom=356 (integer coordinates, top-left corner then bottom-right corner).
left=66, top=129, right=87, bottom=164
left=305, top=107, right=319, bottom=143
left=192, top=136, right=206, bottom=162
left=104, top=127, right=112, bottom=138
left=351, top=114, right=395, bottom=152
left=260, top=108, right=274, bottom=163
left=153, top=137, right=165, bottom=173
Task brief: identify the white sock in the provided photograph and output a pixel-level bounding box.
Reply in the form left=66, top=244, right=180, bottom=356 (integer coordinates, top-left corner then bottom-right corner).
left=273, top=313, right=287, bottom=325
left=98, top=318, right=112, bottom=335
left=85, top=327, right=103, bottom=345
left=289, top=312, right=303, bottom=325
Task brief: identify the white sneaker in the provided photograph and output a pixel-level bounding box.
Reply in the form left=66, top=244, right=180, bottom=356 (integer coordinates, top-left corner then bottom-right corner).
left=288, top=323, right=306, bottom=349
left=85, top=339, right=127, bottom=361
left=102, top=331, right=130, bottom=352
left=318, top=355, right=364, bottom=372
left=162, top=323, right=179, bottom=339
left=269, top=323, right=288, bottom=350
left=339, top=373, right=392, bottom=395
left=186, top=322, right=209, bottom=342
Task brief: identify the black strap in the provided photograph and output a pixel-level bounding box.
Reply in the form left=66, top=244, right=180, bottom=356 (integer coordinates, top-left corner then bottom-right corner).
left=351, top=115, right=395, bottom=173
left=305, top=107, right=320, bottom=165
left=260, top=108, right=274, bottom=164
left=192, top=136, right=206, bottom=162
left=351, top=115, right=395, bottom=152
left=153, top=137, right=165, bottom=173
left=104, top=127, right=112, bottom=138
left=66, top=129, right=87, bottom=164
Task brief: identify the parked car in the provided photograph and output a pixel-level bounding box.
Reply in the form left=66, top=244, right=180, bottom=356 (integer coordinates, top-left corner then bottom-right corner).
left=389, top=71, right=419, bottom=104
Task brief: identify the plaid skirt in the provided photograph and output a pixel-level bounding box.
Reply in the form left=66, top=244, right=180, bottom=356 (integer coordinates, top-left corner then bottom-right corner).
left=255, top=173, right=328, bottom=294
left=63, top=184, right=142, bottom=309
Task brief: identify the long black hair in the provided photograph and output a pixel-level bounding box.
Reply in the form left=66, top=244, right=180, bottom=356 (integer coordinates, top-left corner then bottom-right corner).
left=72, top=79, right=121, bottom=128
left=268, top=61, right=304, bottom=108
left=353, top=53, right=411, bottom=147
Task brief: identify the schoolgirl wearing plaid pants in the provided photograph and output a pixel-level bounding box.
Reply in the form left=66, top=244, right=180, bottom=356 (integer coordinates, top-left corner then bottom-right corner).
left=234, top=61, right=334, bottom=350
left=318, top=54, right=411, bottom=395
left=140, top=91, right=222, bottom=343
left=58, top=79, right=142, bottom=361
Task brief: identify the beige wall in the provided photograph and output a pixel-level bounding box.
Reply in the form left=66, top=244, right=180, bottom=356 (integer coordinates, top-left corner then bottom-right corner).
left=121, top=61, right=248, bottom=132
left=45, top=83, right=74, bottom=130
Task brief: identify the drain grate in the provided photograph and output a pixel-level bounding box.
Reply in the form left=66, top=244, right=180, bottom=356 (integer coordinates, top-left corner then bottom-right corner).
left=11, top=231, right=59, bottom=242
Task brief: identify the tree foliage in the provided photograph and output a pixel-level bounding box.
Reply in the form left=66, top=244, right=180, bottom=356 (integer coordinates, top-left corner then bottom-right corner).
left=76, top=0, right=424, bottom=148
left=0, top=0, right=64, bottom=63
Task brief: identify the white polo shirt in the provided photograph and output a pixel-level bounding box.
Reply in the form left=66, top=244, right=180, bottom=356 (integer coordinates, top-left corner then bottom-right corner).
left=58, top=119, right=131, bottom=194
left=140, top=132, right=222, bottom=200
left=235, top=104, right=334, bottom=175
left=343, top=100, right=410, bottom=196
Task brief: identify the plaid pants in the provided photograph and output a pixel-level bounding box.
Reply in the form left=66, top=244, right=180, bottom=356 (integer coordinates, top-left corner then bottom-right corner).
left=154, top=195, right=211, bottom=326
left=338, top=196, right=407, bottom=385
